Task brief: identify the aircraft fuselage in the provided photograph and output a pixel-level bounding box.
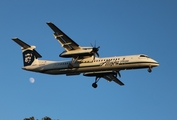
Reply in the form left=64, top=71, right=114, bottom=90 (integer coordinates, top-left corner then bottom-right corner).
left=23, top=54, right=159, bottom=75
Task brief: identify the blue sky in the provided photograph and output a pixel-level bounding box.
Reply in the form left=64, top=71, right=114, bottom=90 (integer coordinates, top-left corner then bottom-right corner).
left=0, top=0, right=177, bottom=119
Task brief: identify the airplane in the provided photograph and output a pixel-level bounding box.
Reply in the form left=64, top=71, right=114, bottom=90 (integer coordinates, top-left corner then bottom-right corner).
left=12, top=22, right=159, bottom=88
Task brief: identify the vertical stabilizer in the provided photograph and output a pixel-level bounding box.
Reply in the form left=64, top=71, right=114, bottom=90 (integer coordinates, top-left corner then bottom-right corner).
left=12, top=38, right=42, bottom=66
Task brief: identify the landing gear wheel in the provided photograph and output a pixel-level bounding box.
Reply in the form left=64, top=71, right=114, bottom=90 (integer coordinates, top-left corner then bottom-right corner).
left=148, top=68, right=152, bottom=73
left=92, top=77, right=100, bottom=88
left=92, top=83, right=98, bottom=88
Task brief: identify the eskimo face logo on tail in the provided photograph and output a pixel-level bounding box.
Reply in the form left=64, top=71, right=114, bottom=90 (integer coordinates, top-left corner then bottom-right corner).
left=25, top=53, right=32, bottom=63
left=23, top=50, right=35, bottom=66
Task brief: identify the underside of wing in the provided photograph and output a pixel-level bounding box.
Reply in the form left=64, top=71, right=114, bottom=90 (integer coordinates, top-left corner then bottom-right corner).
left=47, top=22, right=81, bottom=51
left=83, top=71, right=124, bottom=86
left=103, top=74, right=124, bottom=86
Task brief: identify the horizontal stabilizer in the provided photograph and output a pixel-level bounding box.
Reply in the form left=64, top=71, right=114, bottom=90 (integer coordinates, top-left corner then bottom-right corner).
left=12, top=38, right=42, bottom=58
left=12, top=37, right=31, bottom=49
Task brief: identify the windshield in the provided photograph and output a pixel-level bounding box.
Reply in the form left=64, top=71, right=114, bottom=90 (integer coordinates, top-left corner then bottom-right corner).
left=139, top=54, right=150, bottom=58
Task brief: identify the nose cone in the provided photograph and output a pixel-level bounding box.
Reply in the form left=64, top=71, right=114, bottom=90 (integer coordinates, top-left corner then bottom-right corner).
left=154, top=62, right=159, bottom=67
left=151, top=59, right=159, bottom=67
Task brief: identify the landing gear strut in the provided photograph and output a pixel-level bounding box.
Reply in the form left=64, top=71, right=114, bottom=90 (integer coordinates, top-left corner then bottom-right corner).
left=92, top=77, right=100, bottom=88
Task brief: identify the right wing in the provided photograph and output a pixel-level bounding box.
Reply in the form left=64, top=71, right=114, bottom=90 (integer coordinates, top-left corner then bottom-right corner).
left=83, top=71, right=124, bottom=86
left=46, top=22, right=81, bottom=51
left=102, top=74, right=124, bottom=86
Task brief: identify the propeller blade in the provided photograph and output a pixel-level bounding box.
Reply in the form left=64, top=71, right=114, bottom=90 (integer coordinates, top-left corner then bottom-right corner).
left=114, top=71, right=121, bottom=78
left=90, top=43, right=93, bottom=47
left=96, top=52, right=99, bottom=58
left=117, top=71, right=121, bottom=78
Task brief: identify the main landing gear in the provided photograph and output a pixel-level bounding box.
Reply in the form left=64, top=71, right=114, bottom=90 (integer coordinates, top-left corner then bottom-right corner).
left=148, top=67, right=152, bottom=73
left=92, top=77, right=100, bottom=88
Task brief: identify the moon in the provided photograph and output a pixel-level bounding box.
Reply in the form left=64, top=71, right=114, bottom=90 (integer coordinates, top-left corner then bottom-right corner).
left=29, top=77, right=35, bottom=83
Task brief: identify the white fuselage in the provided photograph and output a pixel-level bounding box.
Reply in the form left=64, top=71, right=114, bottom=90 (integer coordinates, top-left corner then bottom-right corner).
left=22, top=54, right=159, bottom=75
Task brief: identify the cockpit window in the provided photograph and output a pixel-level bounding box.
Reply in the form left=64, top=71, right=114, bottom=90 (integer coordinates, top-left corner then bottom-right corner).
left=140, top=54, right=150, bottom=58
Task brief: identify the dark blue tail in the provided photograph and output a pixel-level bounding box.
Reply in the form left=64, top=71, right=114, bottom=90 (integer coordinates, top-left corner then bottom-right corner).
left=23, top=50, right=35, bottom=66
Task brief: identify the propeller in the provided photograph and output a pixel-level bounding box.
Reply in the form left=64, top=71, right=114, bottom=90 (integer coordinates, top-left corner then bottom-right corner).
left=90, top=41, right=100, bottom=59
left=114, top=71, right=121, bottom=78
left=117, top=71, right=121, bottom=78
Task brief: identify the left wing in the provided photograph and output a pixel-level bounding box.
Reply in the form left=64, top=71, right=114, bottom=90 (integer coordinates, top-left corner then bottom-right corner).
left=46, top=22, right=81, bottom=51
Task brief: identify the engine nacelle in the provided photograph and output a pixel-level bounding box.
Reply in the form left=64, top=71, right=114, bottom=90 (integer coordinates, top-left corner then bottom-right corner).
left=83, top=71, right=117, bottom=77
left=59, top=48, right=93, bottom=58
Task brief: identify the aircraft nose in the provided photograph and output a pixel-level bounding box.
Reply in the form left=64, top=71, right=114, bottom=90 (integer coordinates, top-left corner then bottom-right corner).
left=152, top=59, right=159, bottom=67
left=155, top=62, right=159, bottom=66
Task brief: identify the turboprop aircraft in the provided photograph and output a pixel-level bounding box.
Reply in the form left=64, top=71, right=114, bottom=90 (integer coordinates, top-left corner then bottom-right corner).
left=12, top=22, right=159, bottom=88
